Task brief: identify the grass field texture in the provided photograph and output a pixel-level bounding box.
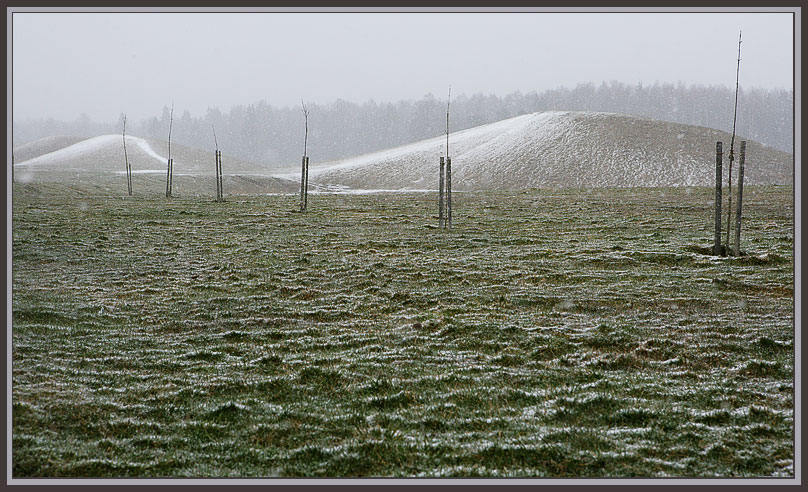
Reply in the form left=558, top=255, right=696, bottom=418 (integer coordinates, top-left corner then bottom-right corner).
left=11, top=184, right=794, bottom=477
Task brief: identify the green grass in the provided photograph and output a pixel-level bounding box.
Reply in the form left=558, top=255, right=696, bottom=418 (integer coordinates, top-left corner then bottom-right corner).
left=11, top=182, right=794, bottom=477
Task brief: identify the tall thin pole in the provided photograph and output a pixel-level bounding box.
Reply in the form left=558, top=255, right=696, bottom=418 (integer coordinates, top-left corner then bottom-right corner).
left=446, top=85, right=451, bottom=159
left=446, top=86, right=452, bottom=229
left=726, top=31, right=742, bottom=251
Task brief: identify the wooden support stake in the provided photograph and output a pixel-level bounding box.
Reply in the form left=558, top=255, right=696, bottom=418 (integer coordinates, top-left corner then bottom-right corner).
left=446, top=157, right=453, bottom=229
left=439, top=156, right=445, bottom=228
left=304, top=156, right=309, bottom=210
left=220, top=151, right=224, bottom=201
left=215, top=150, right=220, bottom=201
left=734, top=141, right=746, bottom=256
left=166, top=157, right=172, bottom=198
left=714, top=141, right=723, bottom=255
left=299, top=155, right=307, bottom=212
left=218, top=150, right=224, bottom=202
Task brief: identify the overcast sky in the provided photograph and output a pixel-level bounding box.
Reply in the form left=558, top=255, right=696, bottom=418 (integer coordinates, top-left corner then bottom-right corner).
left=11, top=11, right=795, bottom=122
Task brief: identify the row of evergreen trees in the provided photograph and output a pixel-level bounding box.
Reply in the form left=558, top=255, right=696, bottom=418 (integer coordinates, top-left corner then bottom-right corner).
left=13, top=81, right=792, bottom=168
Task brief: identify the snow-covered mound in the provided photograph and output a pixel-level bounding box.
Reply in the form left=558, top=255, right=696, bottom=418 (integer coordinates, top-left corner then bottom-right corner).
left=289, top=111, right=792, bottom=190
left=15, top=134, right=269, bottom=175
left=13, top=134, right=300, bottom=194
left=13, top=135, right=86, bottom=163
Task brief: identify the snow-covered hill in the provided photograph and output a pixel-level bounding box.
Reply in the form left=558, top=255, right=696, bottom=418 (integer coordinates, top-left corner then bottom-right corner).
left=12, top=135, right=85, bottom=163
left=283, top=111, right=792, bottom=190
left=13, top=134, right=299, bottom=194
left=15, top=134, right=269, bottom=175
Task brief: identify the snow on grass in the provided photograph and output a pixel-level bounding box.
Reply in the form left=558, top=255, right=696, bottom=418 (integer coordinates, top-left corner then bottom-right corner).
left=11, top=185, right=794, bottom=478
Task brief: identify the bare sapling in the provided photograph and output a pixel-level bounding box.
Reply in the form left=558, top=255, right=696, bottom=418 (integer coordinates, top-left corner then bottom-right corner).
left=166, top=102, right=174, bottom=198
left=300, top=99, right=310, bottom=212
left=446, top=85, right=452, bottom=229
left=123, top=114, right=132, bottom=196
left=726, top=31, right=742, bottom=252
left=212, top=123, right=222, bottom=201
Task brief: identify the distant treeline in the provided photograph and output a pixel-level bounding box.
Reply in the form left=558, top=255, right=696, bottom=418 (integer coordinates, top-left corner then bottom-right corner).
left=14, top=82, right=793, bottom=167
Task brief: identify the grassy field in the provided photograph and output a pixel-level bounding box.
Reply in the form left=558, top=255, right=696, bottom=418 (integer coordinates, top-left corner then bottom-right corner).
left=11, top=182, right=794, bottom=478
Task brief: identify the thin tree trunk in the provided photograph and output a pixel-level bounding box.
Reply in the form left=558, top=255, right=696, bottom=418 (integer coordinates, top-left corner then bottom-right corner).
left=439, top=156, right=445, bottom=228
left=166, top=103, right=174, bottom=198
left=212, top=124, right=220, bottom=201
left=734, top=141, right=746, bottom=256
left=123, top=115, right=131, bottom=196
left=300, top=100, right=310, bottom=212
left=726, top=31, right=742, bottom=253
left=714, top=141, right=723, bottom=256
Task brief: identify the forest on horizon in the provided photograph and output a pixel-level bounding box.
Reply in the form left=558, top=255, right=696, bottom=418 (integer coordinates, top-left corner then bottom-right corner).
left=13, top=81, right=793, bottom=169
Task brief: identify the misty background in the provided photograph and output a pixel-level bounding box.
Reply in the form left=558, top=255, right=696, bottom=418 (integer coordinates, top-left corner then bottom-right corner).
left=11, top=11, right=794, bottom=168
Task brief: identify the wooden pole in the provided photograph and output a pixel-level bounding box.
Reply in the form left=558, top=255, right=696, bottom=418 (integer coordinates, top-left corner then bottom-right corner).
left=734, top=141, right=746, bottom=256
left=220, top=151, right=224, bottom=201
left=439, top=156, right=445, bottom=228
left=726, top=152, right=733, bottom=249
left=166, top=157, right=171, bottom=198
left=714, top=141, right=723, bottom=255
left=299, top=155, right=306, bottom=212
left=304, top=156, right=309, bottom=210
left=215, top=150, right=221, bottom=201
left=446, top=157, right=453, bottom=229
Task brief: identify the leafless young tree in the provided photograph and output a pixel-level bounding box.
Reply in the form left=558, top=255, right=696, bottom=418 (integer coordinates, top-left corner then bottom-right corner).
left=445, top=85, right=452, bottom=229
left=726, top=31, right=742, bottom=250
left=122, top=113, right=132, bottom=196
left=300, top=99, right=310, bottom=212
left=212, top=123, right=223, bottom=201
left=165, top=102, right=174, bottom=198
